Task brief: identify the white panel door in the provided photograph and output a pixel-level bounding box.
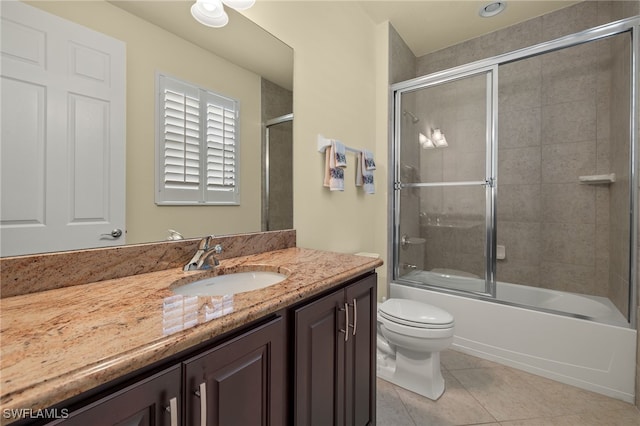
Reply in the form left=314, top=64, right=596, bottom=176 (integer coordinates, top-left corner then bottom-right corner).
left=0, top=1, right=126, bottom=256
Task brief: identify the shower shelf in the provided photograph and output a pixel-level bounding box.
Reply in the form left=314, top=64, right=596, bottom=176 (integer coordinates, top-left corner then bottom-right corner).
left=578, top=173, right=616, bottom=185
left=425, top=220, right=481, bottom=229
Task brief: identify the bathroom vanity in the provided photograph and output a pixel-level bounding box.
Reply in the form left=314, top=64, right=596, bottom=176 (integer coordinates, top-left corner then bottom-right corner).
left=0, top=232, right=381, bottom=426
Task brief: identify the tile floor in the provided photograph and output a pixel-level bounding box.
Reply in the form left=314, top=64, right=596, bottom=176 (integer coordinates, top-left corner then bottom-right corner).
left=377, top=350, right=640, bottom=426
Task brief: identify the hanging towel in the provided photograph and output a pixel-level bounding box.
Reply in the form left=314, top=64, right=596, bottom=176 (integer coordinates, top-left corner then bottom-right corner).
left=356, top=149, right=375, bottom=194
left=323, top=140, right=346, bottom=191
left=333, top=140, right=347, bottom=168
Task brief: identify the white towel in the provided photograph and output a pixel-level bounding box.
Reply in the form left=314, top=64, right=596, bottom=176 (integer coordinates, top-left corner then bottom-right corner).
left=324, top=140, right=346, bottom=191
left=333, top=140, right=347, bottom=168
left=356, top=149, right=375, bottom=194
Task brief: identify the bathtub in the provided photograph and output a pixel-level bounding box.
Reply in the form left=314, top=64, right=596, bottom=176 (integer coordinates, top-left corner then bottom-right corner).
left=391, top=271, right=637, bottom=402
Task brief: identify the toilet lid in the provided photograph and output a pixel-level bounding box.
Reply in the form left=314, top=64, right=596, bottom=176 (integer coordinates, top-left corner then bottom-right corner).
left=379, top=298, right=454, bottom=329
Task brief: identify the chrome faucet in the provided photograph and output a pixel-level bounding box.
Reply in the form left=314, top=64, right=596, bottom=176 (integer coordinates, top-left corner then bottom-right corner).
left=183, top=236, right=223, bottom=271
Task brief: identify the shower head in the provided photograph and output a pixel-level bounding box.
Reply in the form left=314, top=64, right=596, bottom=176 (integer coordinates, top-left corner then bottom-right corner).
left=403, top=110, right=420, bottom=123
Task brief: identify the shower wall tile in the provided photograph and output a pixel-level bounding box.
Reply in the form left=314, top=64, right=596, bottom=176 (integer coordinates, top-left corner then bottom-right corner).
left=453, top=252, right=486, bottom=278
left=541, top=140, right=596, bottom=184
left=541, top=1, right=599, bottom=41
left=541, top=100, right=596, bottom=144
left=497, top=184, right=541, bottom=223
left=443, top=186, right=486, bottom=217
left=595, top=258, right=610, bottom=298
left=595, top=223, right=610, bottom=261
left=541, top=183, right=595, bottom=224
left=610, top=0, right=640, bottom=21
left=424, top=222, right=486, bottom=278
left=596, top=138, right=611, bottom=174
left=490, top=16, right=544, bottom=55
left=596, top=43, right=613, bottom=141
left=497, top=261, right=541, bottom=287
left=497, top=221, right=541, bottom=265
left=541, top=44, right=599, bottom=106
left=420, top=151, right=444, bottom=182
left=595, top=186, right=610, bottom=225
left=541, top=223, right=595, bottom=266
left=498, top=57, right=542, bottom=112
left=498, top=107, right=541, bottom=150
left=443, top=150, right=485, bottom=182
left=420, top=186, right=443, bottom=215
left=540, top=261, right=596, bottom=294
left=455, top=118, right=488, bottom=152
left=415, top=42, right=462, bottom=76
left=498, top=147, right=541, bottom=185
left=389, top=24, right=416, bottom=84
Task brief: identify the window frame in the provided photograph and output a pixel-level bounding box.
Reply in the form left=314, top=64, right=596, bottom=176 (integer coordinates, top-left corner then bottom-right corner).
left=155, top=72, right=240, bottom=206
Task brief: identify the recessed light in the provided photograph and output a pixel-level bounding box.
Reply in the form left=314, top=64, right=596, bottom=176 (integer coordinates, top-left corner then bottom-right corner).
left=479, top=1, right=506, bottom=18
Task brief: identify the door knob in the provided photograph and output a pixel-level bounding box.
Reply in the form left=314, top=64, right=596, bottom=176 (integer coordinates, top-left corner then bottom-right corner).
left=101, top=229, right=123, bottom=239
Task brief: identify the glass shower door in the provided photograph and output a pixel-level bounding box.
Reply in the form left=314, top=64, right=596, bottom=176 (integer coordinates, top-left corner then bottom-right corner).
left=264, top=114, right=293, bottom=231
left=394, top=69, right=495, bottom=297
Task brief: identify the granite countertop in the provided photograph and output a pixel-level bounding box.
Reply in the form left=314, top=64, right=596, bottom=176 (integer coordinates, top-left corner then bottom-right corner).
left=0, top=247, right=382, bottom=421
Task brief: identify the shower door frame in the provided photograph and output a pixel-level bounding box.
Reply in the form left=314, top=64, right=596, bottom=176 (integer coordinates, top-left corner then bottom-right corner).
left=390, top=16, right=640, bottom=327
left=263, top=113, right=293, bottom=231
left=393, top=66, right=498, bottom=298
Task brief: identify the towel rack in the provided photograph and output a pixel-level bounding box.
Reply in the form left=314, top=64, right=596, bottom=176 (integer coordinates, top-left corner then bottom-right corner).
left=317, top=134, right=362, bottom=154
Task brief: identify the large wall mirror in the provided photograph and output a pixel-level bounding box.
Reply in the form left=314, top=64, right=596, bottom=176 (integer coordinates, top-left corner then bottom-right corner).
left=1, top=1, right=293, bottom=256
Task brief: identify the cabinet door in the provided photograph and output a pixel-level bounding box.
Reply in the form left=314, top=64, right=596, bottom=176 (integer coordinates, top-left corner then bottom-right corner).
left=345, top=274, right=377, bottom=426
left=293, top=290, right=345, bottom=426
left=48, top=365, right=181, bottom=426
left=184, top=316, right=284, bottom=426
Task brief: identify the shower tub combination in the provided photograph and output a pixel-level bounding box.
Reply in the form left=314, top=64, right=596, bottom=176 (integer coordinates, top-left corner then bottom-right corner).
left=390, top=14, right=639, bottom=403
left=394, top=272, right=636, bottom=402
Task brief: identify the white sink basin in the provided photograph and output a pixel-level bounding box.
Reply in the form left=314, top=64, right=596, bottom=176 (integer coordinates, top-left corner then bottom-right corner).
left=172, top=271, right=288, bottom=296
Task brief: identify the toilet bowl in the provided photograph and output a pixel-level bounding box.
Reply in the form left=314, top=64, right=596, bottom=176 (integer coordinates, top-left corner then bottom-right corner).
left=376, top=298, right=454, bottom=400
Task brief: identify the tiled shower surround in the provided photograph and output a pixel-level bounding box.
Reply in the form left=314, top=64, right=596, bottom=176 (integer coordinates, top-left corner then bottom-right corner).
left=402, top=1, right=637, bottom=315
left=391, top=0, right=640, bottom=407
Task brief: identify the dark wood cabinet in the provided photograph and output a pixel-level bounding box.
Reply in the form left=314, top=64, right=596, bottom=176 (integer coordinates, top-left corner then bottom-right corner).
left=48, top=365, right=181, bottom=426
left=184, top=316, right=284, bottom=426
left=36, top=272, right=377, bottom=426
left=345, top=275, right=376, bottom=426
left=293, top=274, right=377, bottom=426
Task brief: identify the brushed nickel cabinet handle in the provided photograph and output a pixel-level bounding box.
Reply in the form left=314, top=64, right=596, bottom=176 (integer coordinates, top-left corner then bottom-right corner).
left=352, top=298, right=358, bottom=336
left=165, top=396, right=178, bottom=426
left=339, top=302, right=349, bottom=342
left=195, top=382, right=207, bottom=426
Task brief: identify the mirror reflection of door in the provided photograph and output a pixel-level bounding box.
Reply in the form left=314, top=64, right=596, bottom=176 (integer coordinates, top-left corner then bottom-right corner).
left=0, top=2, right=126, bottom=256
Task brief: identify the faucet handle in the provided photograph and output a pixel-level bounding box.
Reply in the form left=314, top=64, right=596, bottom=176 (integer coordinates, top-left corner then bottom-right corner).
left=198, top=235, right=213, bottom=250
left=213, top=244, right=222, bottom=254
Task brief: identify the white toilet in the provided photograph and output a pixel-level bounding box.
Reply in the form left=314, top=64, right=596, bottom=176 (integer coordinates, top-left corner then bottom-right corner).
left=376, top=298, right=454, bottom=400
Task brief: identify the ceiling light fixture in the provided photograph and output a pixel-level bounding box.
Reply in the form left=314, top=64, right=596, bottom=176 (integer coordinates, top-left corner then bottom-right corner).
left=191, top=0, right=255, bottom=28
left=479, top=1, right=506, bottom=18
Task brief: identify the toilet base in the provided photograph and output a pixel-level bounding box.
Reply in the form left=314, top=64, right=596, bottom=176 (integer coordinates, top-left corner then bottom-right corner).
left=376, top=348, right=446, bottom=400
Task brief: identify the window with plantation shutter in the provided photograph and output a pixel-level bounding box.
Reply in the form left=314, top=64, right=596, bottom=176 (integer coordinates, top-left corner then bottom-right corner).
left=156, top=73, right=240, bottom=205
